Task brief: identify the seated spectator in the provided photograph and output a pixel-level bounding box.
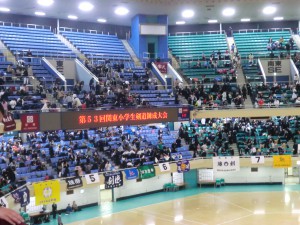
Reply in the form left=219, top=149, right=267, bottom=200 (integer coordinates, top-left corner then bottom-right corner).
left=65, top=204, right=72, bottom=215
left=72, top=201, right=78, bottom=212
left=72, top=94, right=82, bottom=109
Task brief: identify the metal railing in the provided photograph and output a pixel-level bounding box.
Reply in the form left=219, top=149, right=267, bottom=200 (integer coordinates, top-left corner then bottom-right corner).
left=169, top=30, right=226, bottom=36
left=0, top=21, right=51, bottom=30
left=234, top=28, right=293, bottom=34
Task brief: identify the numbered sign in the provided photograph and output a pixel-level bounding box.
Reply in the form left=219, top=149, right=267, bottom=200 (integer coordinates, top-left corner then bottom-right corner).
left=159, top=162, right=170, bottom=172
left=251, top=156, right=265, bottom=164
left=85, top=173, right=100, bottom=184
left=0, top=197, right=8, bottom=208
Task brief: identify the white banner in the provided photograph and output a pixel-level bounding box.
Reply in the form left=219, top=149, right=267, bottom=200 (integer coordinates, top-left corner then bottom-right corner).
left=198, top=169, right=214, bottom=182
left=159, top=162, right=171, bottom=172
left=0, top=197, right=8, bottom=208
left=85, top=173, right=100, bottom=185
left=251, top=156, right=265, bottom=164
left=172, top=172, right=184, bottom=184
left=213, top=156, right=240, bottom=172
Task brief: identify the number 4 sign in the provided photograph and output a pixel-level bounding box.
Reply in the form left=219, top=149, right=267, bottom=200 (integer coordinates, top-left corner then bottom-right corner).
left=251, top=156, right=265, bottom=164
left=159, top=162, right=171, bottom=172
left=85, top=173, right=100, bottom=184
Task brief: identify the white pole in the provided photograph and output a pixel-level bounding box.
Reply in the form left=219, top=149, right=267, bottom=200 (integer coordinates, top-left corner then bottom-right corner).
left=57, top=19, right=60, bottom=34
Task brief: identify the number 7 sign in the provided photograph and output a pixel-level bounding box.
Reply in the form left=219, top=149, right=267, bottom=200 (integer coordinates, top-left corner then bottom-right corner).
left=251, top=156, right=265, bottom=164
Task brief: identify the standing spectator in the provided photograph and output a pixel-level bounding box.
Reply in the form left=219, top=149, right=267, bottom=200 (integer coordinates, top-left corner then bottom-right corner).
left=52, top=203, right=57, bottom=219
left=57, top=213, right=63, bottom=225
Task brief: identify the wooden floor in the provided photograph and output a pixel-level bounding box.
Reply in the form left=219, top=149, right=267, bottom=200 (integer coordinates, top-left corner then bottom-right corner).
left=68, top=191, right=300, bottom=225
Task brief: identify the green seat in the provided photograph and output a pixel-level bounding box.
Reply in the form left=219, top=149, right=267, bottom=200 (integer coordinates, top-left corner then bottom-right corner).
left=220, top=178, right=225, bottom=186
left=216, top=179, right=222, bottom=187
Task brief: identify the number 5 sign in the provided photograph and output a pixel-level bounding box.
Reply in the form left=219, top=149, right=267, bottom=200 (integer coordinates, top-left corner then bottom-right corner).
left=251, top=156, right=265, bottom=164
left=85, top=173, right=100, bottom=184
left=159, top=162, right=171, bottom=172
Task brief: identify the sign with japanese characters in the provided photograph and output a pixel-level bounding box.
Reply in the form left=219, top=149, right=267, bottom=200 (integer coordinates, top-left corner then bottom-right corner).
left=33, top=180, right=60, bottom=206
left=65, top=177, right=83, bottom=189
left=11, top=186, right=30, bottom=207
left=20, top=113, right=40, bottom=132
left=104, top=171, right=123, bottom=189
left=177, top=160, right=190, bottom=173
left=213, top=156, right=240, bottom=172
left=154, top=62, right=168, bottom=74
left=138, top=165, right=156, bottom=179
left=260, top=59, right=290, bottom=76
left=273, top=155, right=292, bottom=168
left=251, top=156, right=265, bottom=164
left=61, top=108, right=179, bottom=130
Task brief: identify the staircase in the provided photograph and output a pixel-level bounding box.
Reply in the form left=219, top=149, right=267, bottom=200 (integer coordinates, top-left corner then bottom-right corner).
left=168, top=50, right=180, bottom=69
left=236, top=68, right=253, bottom=107
left=226, top=37, right=235, bottom=52
left=55, top=34, right=86, bottom=61
left=0, top=40, right=16, bottom=63
left=121, top=40, right=141, bottom=66
left=292, top=34, right=300, bottom=50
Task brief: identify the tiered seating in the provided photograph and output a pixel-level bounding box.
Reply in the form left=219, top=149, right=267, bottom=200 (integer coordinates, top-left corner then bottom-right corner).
left=168, top=33, right=228, bottom=61
left=0, top=61, right=23, bottom=85
left=171, top=146, right=193, bottom=160
left=130, top=89, right=175, bottom=106
left=31, top=62, right=58, bottom=86
left=0, top=26, right=75, bottom=58
left=242, top=64, right=264, bottom=85
left=234, top=30, right=298, bottom=57
left=60, top=31, right=131, bottom=61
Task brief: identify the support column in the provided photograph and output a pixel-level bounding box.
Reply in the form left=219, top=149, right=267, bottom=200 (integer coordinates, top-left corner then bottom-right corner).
left=57, top=19, right=60, bottom=34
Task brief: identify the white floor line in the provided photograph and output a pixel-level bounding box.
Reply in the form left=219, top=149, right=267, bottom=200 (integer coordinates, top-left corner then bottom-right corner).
left=216, top=214, right=253, bottom=225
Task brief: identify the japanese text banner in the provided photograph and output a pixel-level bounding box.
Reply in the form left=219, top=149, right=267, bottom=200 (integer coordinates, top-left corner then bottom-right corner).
left=33, top=180, right=60, bottom=206
left=213, top=157, right=240, bottom=172
left=273, top=155, right=292, bottom=168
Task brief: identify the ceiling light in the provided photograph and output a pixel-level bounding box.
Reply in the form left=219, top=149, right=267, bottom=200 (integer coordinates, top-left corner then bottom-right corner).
left=97, top=18, right=107, bottom=23
left=35, top=11, right=45, bottom=16
left=0, top=7, right=10, bottom=12
left=68, top=15, right=78, bottom=20
left=241, top=18, right=251, bottom=22
left=176, top=21, right=186, bottom=25
left=208, top=20, right=218, bottom=23
left=222, top=8, right=235, bottom=16
left=274, top=17, right=284, bottom=21
left=115, top=7, right=129, bottom=16
left=78, top=2, right=94, bottom=11
left=182, top=10, right=194, bottom=18
left=37, top=0, right=54, bottom=6
left=263, top=6, right=277, bottom=15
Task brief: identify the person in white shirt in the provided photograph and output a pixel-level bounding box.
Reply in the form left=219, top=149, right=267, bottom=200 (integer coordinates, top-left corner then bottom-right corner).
left=248, top=53, right=254, bottom=64
left=273, top=99, right=280, bottom=108
left=292, top=92, right=298, bottom=100
left=72, top=94, right=82, bottom=108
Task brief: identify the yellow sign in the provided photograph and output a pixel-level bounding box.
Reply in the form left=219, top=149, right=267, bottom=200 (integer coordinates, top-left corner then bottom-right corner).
left=273, top=155, right=292, bottom=168
left=33, top=180, right=60, bottom=205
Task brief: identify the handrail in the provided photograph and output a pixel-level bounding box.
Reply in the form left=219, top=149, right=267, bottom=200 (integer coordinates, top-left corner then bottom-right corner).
left=0, top=21, right=51, bottom=30
left=41, top=57, right=66, bottom=82
left=75, top=59, right=99, bottom=83
left=234, top=28, right=292, bottom=34
left=59, top=27, right=118, bottom=36
left=151, top=62, right=166, bottom=86
left=290, top=58, right=299, bottom=82
left=257, top=58, right=266, bottom=84
left=167, top=62, right=183, bottom=83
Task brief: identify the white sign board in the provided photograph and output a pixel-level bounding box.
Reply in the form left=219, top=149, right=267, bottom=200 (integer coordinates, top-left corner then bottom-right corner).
left=172, top=172, right=184, bottom=185
left=85, top=173, right=100, bottom=185
left=198, top=169, right=214, bottom=182
left=213, top=156, right=240, bottom=172
left=159, top=162, right=171, bottom=172
left=251, top=156, right=265, bottom=164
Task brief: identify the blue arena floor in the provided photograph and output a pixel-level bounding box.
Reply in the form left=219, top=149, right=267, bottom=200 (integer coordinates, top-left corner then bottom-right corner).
left=41, top=183, right=300, bottom=225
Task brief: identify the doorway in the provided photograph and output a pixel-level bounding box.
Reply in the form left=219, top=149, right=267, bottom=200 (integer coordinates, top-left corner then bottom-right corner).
left=148, top=42, right=155, bottom=59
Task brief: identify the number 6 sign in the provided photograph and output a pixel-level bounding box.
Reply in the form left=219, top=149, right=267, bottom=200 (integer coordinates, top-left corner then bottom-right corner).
left=85, top=173, right=100, bottom=184
left=159, top=162, right=170, bottom=172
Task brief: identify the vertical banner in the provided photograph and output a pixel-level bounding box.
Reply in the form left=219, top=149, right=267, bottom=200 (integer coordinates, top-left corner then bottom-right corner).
left=159, top=162, right=171, bottom=172
left=33, top=180, right=60, bottom=206
left=138, top=165, right=156, bottom=179
left=85, top=173, right=100, bottom=184
left=172, top=172, right=184, bottom=185
left=154, top=62, right=168, bottom=73
left=11, top=186, right=30, bottom=207
left=20, top=114, right=40, bottom=132
left=124, top=168, right=139, bottom=180
left=177, top=160, right=190, bottom=173
left=273, top=155, right=292, bottom=168
left=2, top=112, right=16, bottom=131
left=104, top=171, right=123, bottom=189
left=213, top=157, right=240, bottom=172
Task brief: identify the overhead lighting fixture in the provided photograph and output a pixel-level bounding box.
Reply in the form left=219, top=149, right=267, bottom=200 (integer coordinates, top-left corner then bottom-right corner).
left=68, top=15, right=78, bottom=20
left=78, top=2, right=94, bottom=11
left=182, top=9, right=194, bottom=18
left=176, top=21, right=186, bottom=25
left=37, top=0, right=54, bottom=6
left=222, top=7, right=235, bottom=16
left=0, top=7, right=10, bottom=12
left=208, top=20, right=218, bottom=23
left=115, top=7, right=129, bottom=16
left=97, top=18, right=107, bottom=23
left=241, top=18, right=251, bottom=22
left=263, top=6, right=277, bottom=15
left=35, top=11, right=46, bottom=16
left=274, top=17, right=284, bottom=21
